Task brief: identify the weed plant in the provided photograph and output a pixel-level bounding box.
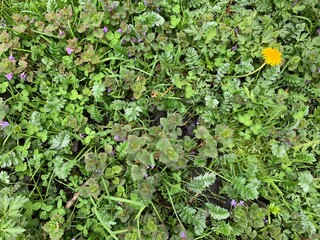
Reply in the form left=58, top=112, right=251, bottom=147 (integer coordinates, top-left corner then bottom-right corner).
left=0, top=0, right=320, bottom=239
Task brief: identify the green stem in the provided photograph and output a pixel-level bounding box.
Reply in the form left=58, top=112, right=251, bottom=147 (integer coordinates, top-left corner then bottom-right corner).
left=231, top=63, right=267, bottom=78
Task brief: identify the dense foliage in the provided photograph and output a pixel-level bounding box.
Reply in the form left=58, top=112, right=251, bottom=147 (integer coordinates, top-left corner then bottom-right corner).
left=0, top=0, right=320, bottom=239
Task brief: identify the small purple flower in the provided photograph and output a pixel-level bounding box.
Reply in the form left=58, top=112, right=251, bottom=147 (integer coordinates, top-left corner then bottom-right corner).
left=66, top=47, right=73, bottom=55
left=189, top=151, right=195, bottom=155
left=103, top=26, right=108, bottom=33
left=232, top=44, right=237, bottom=51
left=111, top=149, right=115, bottom=156
left=180, top=231, right=186, bottom=239
left=19, top=72, right=27, bottom=79
left=234, top=27, right=239, bottom=34
left=156, top=8, right=160, bottom=12
left=317, top=29, right=320, bottom=35
left=144, top=173, right=148, bottom=178
left=264, top=218, right=268, bottom=224
left=0, top=121, right=9, bottom=129
left=150, top=165, right=155, bottom=169
left=114, top=135, right=121, bottom=141
left=230, top=199, right=237, bottom=207
left=5, top=73, right=13, bottom=80
left=122, top=137, right=126, bottom=142
left=144, top=0, right=148, bottom=5
left=59, top=29, right=64, bottom=35
left=8, top=53, right=15, bottom=61
left=238, top=200, right=244, bottom=206
left=117, top=28, right=122, bottom=33
left=138, top=38, right=143, bottom=43
left=107, top=88, right=112, bottom=93
left=132, top=37, right=137, bottom=43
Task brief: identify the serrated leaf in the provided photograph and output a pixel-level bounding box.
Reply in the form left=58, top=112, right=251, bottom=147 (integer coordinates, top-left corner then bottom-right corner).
left=188, top=172, right=216, bottom=193
left=92, top=82, right=106, bottom=100
left=0, top=171, right=10, bottom=184
left=298, top=171, right=313, bottom=193
left=206, top=203, right=230, bottom=220
left=52, top=131, right=71, bottom=150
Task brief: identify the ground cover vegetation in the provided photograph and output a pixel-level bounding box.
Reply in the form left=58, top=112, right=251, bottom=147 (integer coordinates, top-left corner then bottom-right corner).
left=0, top=0, right=320, bottom=239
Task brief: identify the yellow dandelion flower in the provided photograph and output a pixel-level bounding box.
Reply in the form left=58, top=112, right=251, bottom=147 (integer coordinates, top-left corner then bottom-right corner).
left=262, top=48, right=282, bottom=66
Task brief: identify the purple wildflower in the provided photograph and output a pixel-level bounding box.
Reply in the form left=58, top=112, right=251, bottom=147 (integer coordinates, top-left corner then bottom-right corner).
left=232, top=44, right=237, bottom=51
left=5, top=73, right=13, bottom=80
left=103, top=26, right=108, bottom=33
left=144, top=173, right=148, bottom=178
left=66, top=47, right=73, bottom=55
left=8, top=53, right=15, bottom=61
left=156, top=8, right=160, bottom=12
left=144, top=0, right=148, bottom=5
left=264, top=218, right=268, bottom=224
left=0, top=121, right=9, bottom=129
left=117, top=28, right=122, bottom=33
left=138, top=38, right=143, bottom=43
left=107, top=88, right=112, bottom=93
left=114, top=135, right=121, bottom=141
left=180, top=231, right=186, bottom=239
left=230, top=199, right=237, bottom=207
left=132, top=37, right=137, bottom=43
left=59, top=29, right=64, bottom=35
left=19, top=72, right=27, bottom=79
left=150, top=165, right=155, bottom=169
left=234, top=27, right=239, bottom=34
left=238, top=200, right=244, bottom=206
left=122, top=137, right=126, bottom=142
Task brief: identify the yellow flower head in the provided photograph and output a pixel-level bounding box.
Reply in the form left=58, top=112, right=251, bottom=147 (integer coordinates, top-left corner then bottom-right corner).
left=262, top=48, right=282, bottom=66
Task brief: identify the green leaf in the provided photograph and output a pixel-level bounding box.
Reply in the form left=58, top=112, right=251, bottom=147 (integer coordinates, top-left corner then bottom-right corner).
left=0, top=171, right=10, bottom=184
left=92, top=82, right=106, bottom=100
left=206, top=203, right=230, bottom=220
left=188, top=172, right=216, bottom=193
left=298, top=171, right=313, bottom=193
left=131, top=165, right=146, bottom=180
left=52, top=131, right=71, bottom=150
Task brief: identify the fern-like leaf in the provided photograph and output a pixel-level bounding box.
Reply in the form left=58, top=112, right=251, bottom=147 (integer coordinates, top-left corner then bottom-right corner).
left=109, top=100, right=127, bottom=111
left=0, top=219, right=25, bottom=240
left=188, top=172, right=216, bottom=193
left=87, top=105, right=103, bottom=123
left=193, top=209, right=207, bottom=236
left=179, top=206, right=197, bottom=224
left=52, top=131, right=71, bottom=150
left=0, top=151, right=22, bottom=168
left=0, top=171, right=9, bottom=184
left=92, top=82, right=106, bottom=101
left=135, top=12, right=165, bottom=27
left=185, top=47, right=200, bottom=68
left=206, top=203, right=230, bottom=220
